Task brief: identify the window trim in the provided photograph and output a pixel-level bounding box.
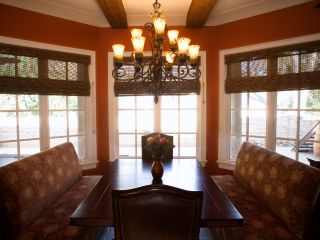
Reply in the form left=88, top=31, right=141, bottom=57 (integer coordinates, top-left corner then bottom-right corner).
left=0, top=36, right=97, bottom=169
left=108, top=51, right=207, bottom=165
left=218, top=33, right=320, bottom=171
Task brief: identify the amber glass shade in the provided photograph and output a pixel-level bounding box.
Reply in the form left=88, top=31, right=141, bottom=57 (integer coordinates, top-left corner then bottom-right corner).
left=131, top=29, right=143, bottom=38
left=131, top=37, right=145, bottom=54
left=167, top=30, right=179, bottom=45
left=177, top=38, right=191, bottom=55
left=112, top=44, right=125, bottom=60
left=154, top=17, right=166, bottom=35
left=188, top=45, right=200, bottom=62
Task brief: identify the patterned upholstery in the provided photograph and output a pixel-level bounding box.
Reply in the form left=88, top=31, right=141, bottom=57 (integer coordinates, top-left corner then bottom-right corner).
left=16, top=176, right=101, bottom=240
left=0, top=142, right=101, bottom=240
left=212, top=175, right=298, bottom=240
left=212, top=142, right=320, bottom=240
left=234, top=142, right=320, bottom=239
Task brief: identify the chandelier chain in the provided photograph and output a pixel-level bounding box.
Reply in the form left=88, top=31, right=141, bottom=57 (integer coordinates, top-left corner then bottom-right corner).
left=153, top=0, right=161, bottom=12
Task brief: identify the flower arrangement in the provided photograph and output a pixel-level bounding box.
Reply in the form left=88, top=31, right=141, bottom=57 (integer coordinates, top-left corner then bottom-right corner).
left=145, top=133, right=175, bottom=159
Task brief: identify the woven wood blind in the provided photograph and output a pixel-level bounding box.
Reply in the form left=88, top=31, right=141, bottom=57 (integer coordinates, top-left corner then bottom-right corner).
left=0, top=43, right=91, bottom=96
left=225, top=40, right=320, bottom=93
left=114, top=57, right=200, bottom=97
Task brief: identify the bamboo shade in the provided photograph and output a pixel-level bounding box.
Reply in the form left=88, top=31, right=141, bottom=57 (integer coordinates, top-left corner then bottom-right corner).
left=0, top=43, right=91, bottom=96
left=225, top=40, right=320, bottom=93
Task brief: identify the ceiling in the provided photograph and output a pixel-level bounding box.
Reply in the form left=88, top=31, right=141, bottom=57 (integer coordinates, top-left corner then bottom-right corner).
left=0, top=0, right=310, bottom=27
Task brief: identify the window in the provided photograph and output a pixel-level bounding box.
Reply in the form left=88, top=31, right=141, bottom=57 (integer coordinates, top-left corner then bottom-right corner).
left=161, top=95, right=198, bottom=157
left=48, top=95, right=85, bottom=158
left=117, top=95, right=154, bottom=157
left=0, top=94, right=87, bottom=165
left=275, top=90, right=320, bottom=162
left=230, top=92, right=267, bottom=159
left=229, top=90, right=320, bottom=165
left=0, top=37, right=96, bottom=167
left=219, top=34, right=320, bottom=170
left=0, top=94, right=40, bottom=166
left=108, top=52, right=206, bottom=163
left=116, top=95, right=199, bottom=159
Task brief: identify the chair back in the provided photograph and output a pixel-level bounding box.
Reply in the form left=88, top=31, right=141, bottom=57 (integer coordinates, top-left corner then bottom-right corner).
left=112, top=184, right=203, bottom=240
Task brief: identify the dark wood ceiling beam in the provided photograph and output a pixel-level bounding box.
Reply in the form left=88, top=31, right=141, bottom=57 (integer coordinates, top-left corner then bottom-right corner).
left=186, top=0, right=217, bottom=28
left=96, top=0, right=128, bottom=28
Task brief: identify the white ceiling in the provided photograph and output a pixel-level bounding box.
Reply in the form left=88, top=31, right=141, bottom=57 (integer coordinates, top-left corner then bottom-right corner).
left=0, top=0, right=310, bottom=27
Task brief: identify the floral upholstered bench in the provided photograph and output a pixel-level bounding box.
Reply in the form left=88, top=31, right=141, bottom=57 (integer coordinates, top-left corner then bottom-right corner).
left=211, top=142, right=320, bottom=240
left=0, top=142, right=102, bottom=240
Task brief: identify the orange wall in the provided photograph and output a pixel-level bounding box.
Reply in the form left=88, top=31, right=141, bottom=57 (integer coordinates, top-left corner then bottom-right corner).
left=0, top=4, right=99, bottom=50
left=0, top=2, right=319, bottom=175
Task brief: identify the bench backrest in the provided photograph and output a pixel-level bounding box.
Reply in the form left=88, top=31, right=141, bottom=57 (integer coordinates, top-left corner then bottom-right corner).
left=0, top=142, right=82, bottom=239
left=234, top=142, right=320, bottom=240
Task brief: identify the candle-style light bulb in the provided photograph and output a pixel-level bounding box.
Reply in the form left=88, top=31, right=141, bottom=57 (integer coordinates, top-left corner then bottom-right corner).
left=167, top=30, right=179, bottom=45
left=131, top=36, right=145, bottom=54
left=188, top=45, right=200, bottom=63
left=131, top=29, right=143, bottom=38
left=112, top=44, right=125, bottom=61
left=154, top=17, right=166, bottom=37
left=177, top=38, right=191, bottom=55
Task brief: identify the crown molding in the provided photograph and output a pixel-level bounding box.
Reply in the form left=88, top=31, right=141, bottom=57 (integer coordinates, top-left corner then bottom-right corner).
left=0, top=0, right=311, bottom=27
left=205, top=0, right=310, bottom=26
left=0, top=0, right=109, bottom=27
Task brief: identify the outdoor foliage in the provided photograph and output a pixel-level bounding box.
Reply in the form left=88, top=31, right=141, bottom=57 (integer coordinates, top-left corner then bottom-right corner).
left=306, top=90, right=320, bottom=109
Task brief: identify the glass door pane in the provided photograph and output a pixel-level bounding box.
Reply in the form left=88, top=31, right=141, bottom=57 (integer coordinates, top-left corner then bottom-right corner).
left=118, top=94, right=198, bottom=158
left=118, top=96, right=154, bottom=158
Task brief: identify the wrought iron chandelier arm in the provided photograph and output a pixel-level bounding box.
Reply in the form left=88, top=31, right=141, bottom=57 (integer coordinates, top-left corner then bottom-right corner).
left=188, top=66, right=201, bottom=79
left=137, top=63, right=154, bottom=81
left=112, top=66, right=141, bottom=82
left=176, top=64, right=190, bottom=79
left=166, top=64, right=202, bottom=81
left=111, top=0, right=201, bottom=104
left=112, top=67, right=126, bottom=80
left=144, top=22, right=155, bottom=57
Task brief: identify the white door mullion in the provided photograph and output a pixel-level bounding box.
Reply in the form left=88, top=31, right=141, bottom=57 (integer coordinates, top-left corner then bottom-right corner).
left=15, top=95, right=21, bottom=160
left=246, top=93, right=249, bottom=141
left=178, top=96, right=181, bottom=158
left=196, top=90, right=202, bottom=160
left=266, top=92, right=277, bottom=150
left=135, top=97, right=138, bottom=157
left=66, top=97, right=70, bottom=142
left=154, top=97, right=161, bottom=132
left=296, top=90, right=301, bottom=161
left=39, top=96, right=50, bottom=150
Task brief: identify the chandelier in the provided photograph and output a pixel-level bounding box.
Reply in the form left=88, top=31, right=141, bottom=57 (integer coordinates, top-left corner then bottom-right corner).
left=112, top=0, right=201, bottom=103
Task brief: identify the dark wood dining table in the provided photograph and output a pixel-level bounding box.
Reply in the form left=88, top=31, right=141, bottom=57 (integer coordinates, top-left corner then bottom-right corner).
left=70, top=158, right=243, bottom=228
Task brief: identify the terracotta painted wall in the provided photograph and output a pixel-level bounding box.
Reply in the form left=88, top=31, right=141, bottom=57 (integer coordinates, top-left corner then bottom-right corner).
left=0, top=2, right=319, bottom=175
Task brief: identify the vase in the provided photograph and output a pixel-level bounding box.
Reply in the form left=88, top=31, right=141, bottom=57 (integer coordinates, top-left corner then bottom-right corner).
left=151, top=155, right=164, bottom=180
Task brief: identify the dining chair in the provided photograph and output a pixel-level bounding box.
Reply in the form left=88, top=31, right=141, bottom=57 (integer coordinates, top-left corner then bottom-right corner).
left=112, top=184, right=203, bottom=240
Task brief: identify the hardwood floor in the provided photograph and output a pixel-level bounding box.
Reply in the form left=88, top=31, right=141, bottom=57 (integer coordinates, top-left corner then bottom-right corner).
left=199, top=228, right=215, bottom=240
left=102, top=227, right=215, bottom=240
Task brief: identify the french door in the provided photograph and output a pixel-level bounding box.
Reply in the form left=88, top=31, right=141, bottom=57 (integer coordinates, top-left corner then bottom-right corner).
left=117, top=95, right=198, bottom=159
